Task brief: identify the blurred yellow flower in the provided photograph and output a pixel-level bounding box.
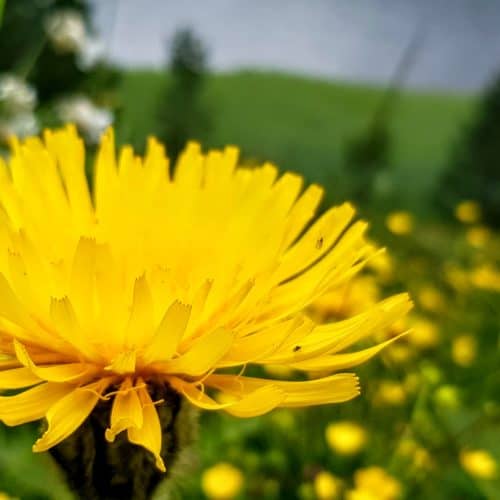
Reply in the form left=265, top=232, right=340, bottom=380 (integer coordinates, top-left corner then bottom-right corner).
left=375, top=381, right=407, bottom=406
left=455, top=200, right=481, bottom=224
left=385, top=344, right=413, bottom=364
left=325, top=421, right=367, bottom=455
left=345, top=489, right=379, bottom=500
left=388, top=317, right=410, bottom=336
left=413, top=446, right=433, bottom=471
left=416, top=285, right=445, bottom=313
left=460, top=450, right=497, bottom=480
left=465, top=226, right=491, bottom=248
left=0, top=127, right=413, bottom=470
left=451, top=335, right=477, bottom=367
left=408, top=318, right=440, bottom=349
left=349, top=467, right=402, bottom=500
left=433, top=385, right=461, bottom=409
left=386, top=211, right=413, bottom=235
left=310, top=275, right=380, bottom=320
left=314, top=471, right=341, bottom=499
left=443, top=264, right=470, bottom=292
left=470, top=264, right=500, bottom=291
left=202, top=462, right=244, bottom=499
left=366, top=247, right=393, bottom=281
left=403, top=372, right=421, bottom=393
left=420, top=363, right=443, bottom=385
left=0, top=494, right=16, bottom=500
left=396, top=438, right=418, bottom=457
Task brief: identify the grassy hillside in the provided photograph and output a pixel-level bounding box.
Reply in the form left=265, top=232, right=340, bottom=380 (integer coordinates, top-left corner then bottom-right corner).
left=116, top=70, right=475, bottom=210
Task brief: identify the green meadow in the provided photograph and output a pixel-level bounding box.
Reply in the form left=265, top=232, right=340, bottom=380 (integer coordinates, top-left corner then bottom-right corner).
left=116, top=70, right=475, bottom=209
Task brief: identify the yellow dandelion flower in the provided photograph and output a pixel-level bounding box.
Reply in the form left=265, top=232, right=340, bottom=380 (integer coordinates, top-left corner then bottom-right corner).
left=385, top=343, right=413, bottom=364
left=408, top=318, right=440, bottom=349
left=451, top=334, right=477, bottom=367
left=314, top=471, right=342, bottom=499
left=0, top=493, right=17, bottom=500
left=310, top=275, right=380, bottom=321
left=366, top=246, right=393, bottom=281
left=403, top=372, right=421, bottom=393
left=416, top=285, right=445, bottom=313
left=443, top=264, right=470, bottom=292
left=396, top=438, right=418, bottom=458
left=460, top=450, right=497, bottom=480
left=433, top=385, right=461, bottom=409
left=375, top=381, right=407, bottom=406
left=201, top=462, right=244, bottom=499
left=325, top=421, right=367, bottom=456
left=349, top=467, right=401, bottom=500
left=465, top=226, right=491, bottom=248
left=455, top=200, right=481, bottom=224
left=345, top=490, right=378, bottom=500
left=0, top=127, right=411, bottom=473
left=470, top=264, right=500, bottom=292
left=385, top=211, right=413, bottom=235
left=412, top=446, right=434, bottom=471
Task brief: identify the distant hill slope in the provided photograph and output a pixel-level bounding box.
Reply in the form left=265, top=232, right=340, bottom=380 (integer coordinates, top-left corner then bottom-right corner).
left=116, top=69, right=475, bottom=209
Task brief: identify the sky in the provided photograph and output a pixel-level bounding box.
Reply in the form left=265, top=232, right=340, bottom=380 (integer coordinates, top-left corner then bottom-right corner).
left=90, top=0, right=500, bottom=91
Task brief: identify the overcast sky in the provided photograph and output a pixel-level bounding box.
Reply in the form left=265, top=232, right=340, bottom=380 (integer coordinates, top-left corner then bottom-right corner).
left=90, top=0, right=500, bottom=91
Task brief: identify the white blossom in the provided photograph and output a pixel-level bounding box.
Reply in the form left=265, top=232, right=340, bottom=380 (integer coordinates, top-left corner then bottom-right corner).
left=0, top=74, right=37, bottom=115
left=45, top=9, right=87, bottom=54
left=77, top=36, right=106, bottom=70
left=0, top=112, right=39, bottom=140
left=57, top=95, right=113, bottom=144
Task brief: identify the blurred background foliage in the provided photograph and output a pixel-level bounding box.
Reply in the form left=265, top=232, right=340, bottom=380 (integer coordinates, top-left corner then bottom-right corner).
left=0, top=1, right=499, bottom=499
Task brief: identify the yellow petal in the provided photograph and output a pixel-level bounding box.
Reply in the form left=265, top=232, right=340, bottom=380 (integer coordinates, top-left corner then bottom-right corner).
left=290, top=334, right=407, bottom=372
left=262, top=294, right=412, bottom=364
left=224, top=385, right=286, bottom=417
left=69, top=237, right=97, bottom=325
left=13, top=340, right=93, bottom=383
left=49, top=296, right=101, bottom=361
left=0, top=366, right=42, bottom=389
left=169, top=376, right=285, bottom=417
left=282, top=184, right=323, bottom=249
left=169, top=377, right=234, bottom=410
left=143, top=300, right=191, bottom=363
left=157, top=328, right=234, bottom=377
left=219, top=317, right=310, bottom=367
left=44, top=126, right=94, bottom=232
left=0, top=272, right=41, bottom=335
left=94, top=127, right=118, bottom=217
left=125, top=274, right=154, bottom=348
left=105, top=350, right=137, bottom=375
left=105, top=378, right=143, bottom=442
left=33, top=379, right=110, bottom=452
left=277, top=203, right=355, bottom=281
left=127, top=384, right=165, bottom=472
left=207, top=373, right=360, bottom=408
left=0, top=382, right=73, bottom=426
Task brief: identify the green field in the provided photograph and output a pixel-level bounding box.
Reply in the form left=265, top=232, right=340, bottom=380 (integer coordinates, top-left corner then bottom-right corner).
left=116, top=70, right=475, bottom=210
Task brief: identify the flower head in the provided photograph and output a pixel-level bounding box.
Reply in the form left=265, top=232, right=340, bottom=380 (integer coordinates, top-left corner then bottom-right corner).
left=455, top=200, right=481, bottom=224
left=201, top=462, right=244, bottom=499
left=314, top=471, right=342, bottom=499
left=0, top=126, right=411, bottom=471
left=460, top=449, right=497, bottom=479
left=347, top=467, right=402, bottom=500
left=325, top=421, right=367, bottom=456
left=385, top=211, right=413, bottom=235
